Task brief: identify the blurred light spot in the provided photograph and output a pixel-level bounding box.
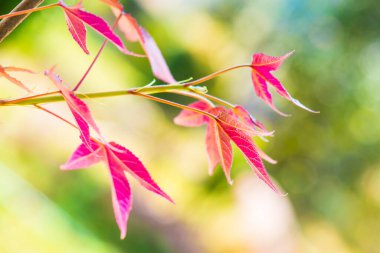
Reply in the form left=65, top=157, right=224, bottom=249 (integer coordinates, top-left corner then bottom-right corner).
left=234, top=175, right=298, bottom=253
left=361, top=165, right=380, bottom=207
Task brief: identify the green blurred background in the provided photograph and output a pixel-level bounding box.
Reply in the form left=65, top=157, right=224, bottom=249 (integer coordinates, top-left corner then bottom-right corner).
left=0, top=0, right=379, bottom=252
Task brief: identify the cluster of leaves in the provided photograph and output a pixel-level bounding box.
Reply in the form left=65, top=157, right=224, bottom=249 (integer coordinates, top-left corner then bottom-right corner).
left=0, top=0, right=315, bottom=238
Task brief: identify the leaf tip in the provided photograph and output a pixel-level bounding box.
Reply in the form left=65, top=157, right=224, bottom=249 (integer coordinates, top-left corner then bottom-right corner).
left=121, top=48, right=146, bottom=57
left=59, top=164, right=69, bottom=170
left=166, top=195, right=175, bottom=205
left=120, top=229, right=127, bottom=240
left=272, top=106, right=291, bottom=117
left=265, top=101, right=291, bottom=117
left=173, top=116, right=182, bottom=126
left=208, top=166, right=215, bottom=176
left=291, top=98, right=319, bottom=114
left=287, top=49, right=295, bottom=56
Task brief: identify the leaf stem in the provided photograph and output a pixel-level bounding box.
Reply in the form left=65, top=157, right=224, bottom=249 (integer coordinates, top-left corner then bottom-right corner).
left=169, top=90, right=215, bottom=107
left=193, top=91, right=235, bottom=108
left=1, top=83, right=189, bottom=105
left=131, top=92, right=216, bottom=119
left=183, top=64, right=251, bottom=87
left=0, top=63, right=251, bottom=109
left=34, top=104, right=78, bottom=129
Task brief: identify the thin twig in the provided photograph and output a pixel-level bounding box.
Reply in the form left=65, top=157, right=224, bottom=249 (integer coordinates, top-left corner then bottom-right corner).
left=132, top=92, right=216, bottom=119
left=184, top=64, right=251, bottom=87
left=73, top=12, right=123, bottom=91
left=33, top=104, right=78, bottom=129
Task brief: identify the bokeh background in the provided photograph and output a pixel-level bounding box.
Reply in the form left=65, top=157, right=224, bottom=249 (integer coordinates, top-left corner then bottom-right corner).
left=0, top=0, right=379, bottom=252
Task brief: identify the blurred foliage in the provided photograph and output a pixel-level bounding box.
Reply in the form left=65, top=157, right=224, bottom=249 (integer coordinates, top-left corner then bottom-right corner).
left=0, top=0, right=380, bottom=252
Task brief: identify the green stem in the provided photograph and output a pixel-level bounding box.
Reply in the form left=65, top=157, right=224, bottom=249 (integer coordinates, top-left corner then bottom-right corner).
left=0, top=63, right=249, bottom=108
left=1, top=83, right=190, bottom=106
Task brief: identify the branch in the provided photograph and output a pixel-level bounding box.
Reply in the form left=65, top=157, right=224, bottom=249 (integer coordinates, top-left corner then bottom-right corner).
left=1, top=83, right=192, bottom=105
left=0, top=0, right=44, bottom=43
left=0, top=63, right=250, bottom=107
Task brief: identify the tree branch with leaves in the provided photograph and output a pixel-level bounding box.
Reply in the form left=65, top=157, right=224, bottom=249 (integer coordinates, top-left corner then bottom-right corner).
left=0, top=0, right=317, bottom=239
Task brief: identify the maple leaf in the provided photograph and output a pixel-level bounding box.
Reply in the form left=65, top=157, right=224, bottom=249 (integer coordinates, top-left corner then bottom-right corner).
left=61, top=4, right=88, bottom=54
left=45, top=67, right=102, bottom=148
left=232, top=104, right=272, bottom=144
left=61, top=139, right=172, bottom=239
left=173, top=100, right=211, bottom=127
left=256, top=146, right=277, bottom=164
left=44, top=69, right=172, bottom=238
left=174, top=101, right=277, bottom=188
left=58, top=0, right=136, bottom=56
left=251, top=51, right=317, bottom=115
left=60, top=140, right=103, bottom=170
left=44, top=67, right=133, bottom=237
left=0, top=65, right=34, bottom=92
left=99, top=0, right=124, bottom=10
left=174, top=101, right=233, bottom=183
left=233, top=105, right=267, bottom=133
left=213, top=107, right=281, bottom=193
left=206, top=117, right=233, bottom=182
left=116, top=12, right=176, bottom=83
left=98, top=0, right=175, bottom=83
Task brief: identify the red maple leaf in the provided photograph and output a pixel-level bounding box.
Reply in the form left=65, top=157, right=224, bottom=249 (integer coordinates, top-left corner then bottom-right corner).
left=58, top=0, right=137, bottom=56
left=251, top=51, right=317, bottom=115
left=99, top=0, right=176, bottom=83
left=61, top=139, right=173, bottom=239
left=0, top=65, right=34, bottom=92
left=45, top=67, right=102, bottom=148
left=213, top=107, right=279, bottom=192
left=45, top=67, right=172, bottom=238
left=174, top=101, right=232, bottom=182
left=174, top=101, right=280, bottom=191
left=232, top=105, right=267, bottom=133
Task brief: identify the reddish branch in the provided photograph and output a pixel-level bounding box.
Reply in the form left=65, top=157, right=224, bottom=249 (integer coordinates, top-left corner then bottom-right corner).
left=0, top=0, right=44, bottom=43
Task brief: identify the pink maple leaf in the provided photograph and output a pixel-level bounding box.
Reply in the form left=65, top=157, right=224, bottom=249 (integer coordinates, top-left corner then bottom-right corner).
left=213, top=107, right=281, bottom=193
left=58, top=0, right=137, bottom=56
left=61, top=139, right=172, bottom=239
left=174, top=101, right=233, bottom=182
left=233, top=105, right=267, bottom=133
left=205, top=117, right=233, bottom=182
left=0, top=65, right=34, bottom=92
left=251, top=51, right=317, bottom=115
left=45, top=67, right=102, bottom=148
left=116, top=12, right=176, bottom=83
left=173, top=100, right=211, bottom=127
left=174, top=101, right=277, bottom=189
left=60, top=140, right=103, bottom=170
left=98, top=0, right=175, bottom=83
